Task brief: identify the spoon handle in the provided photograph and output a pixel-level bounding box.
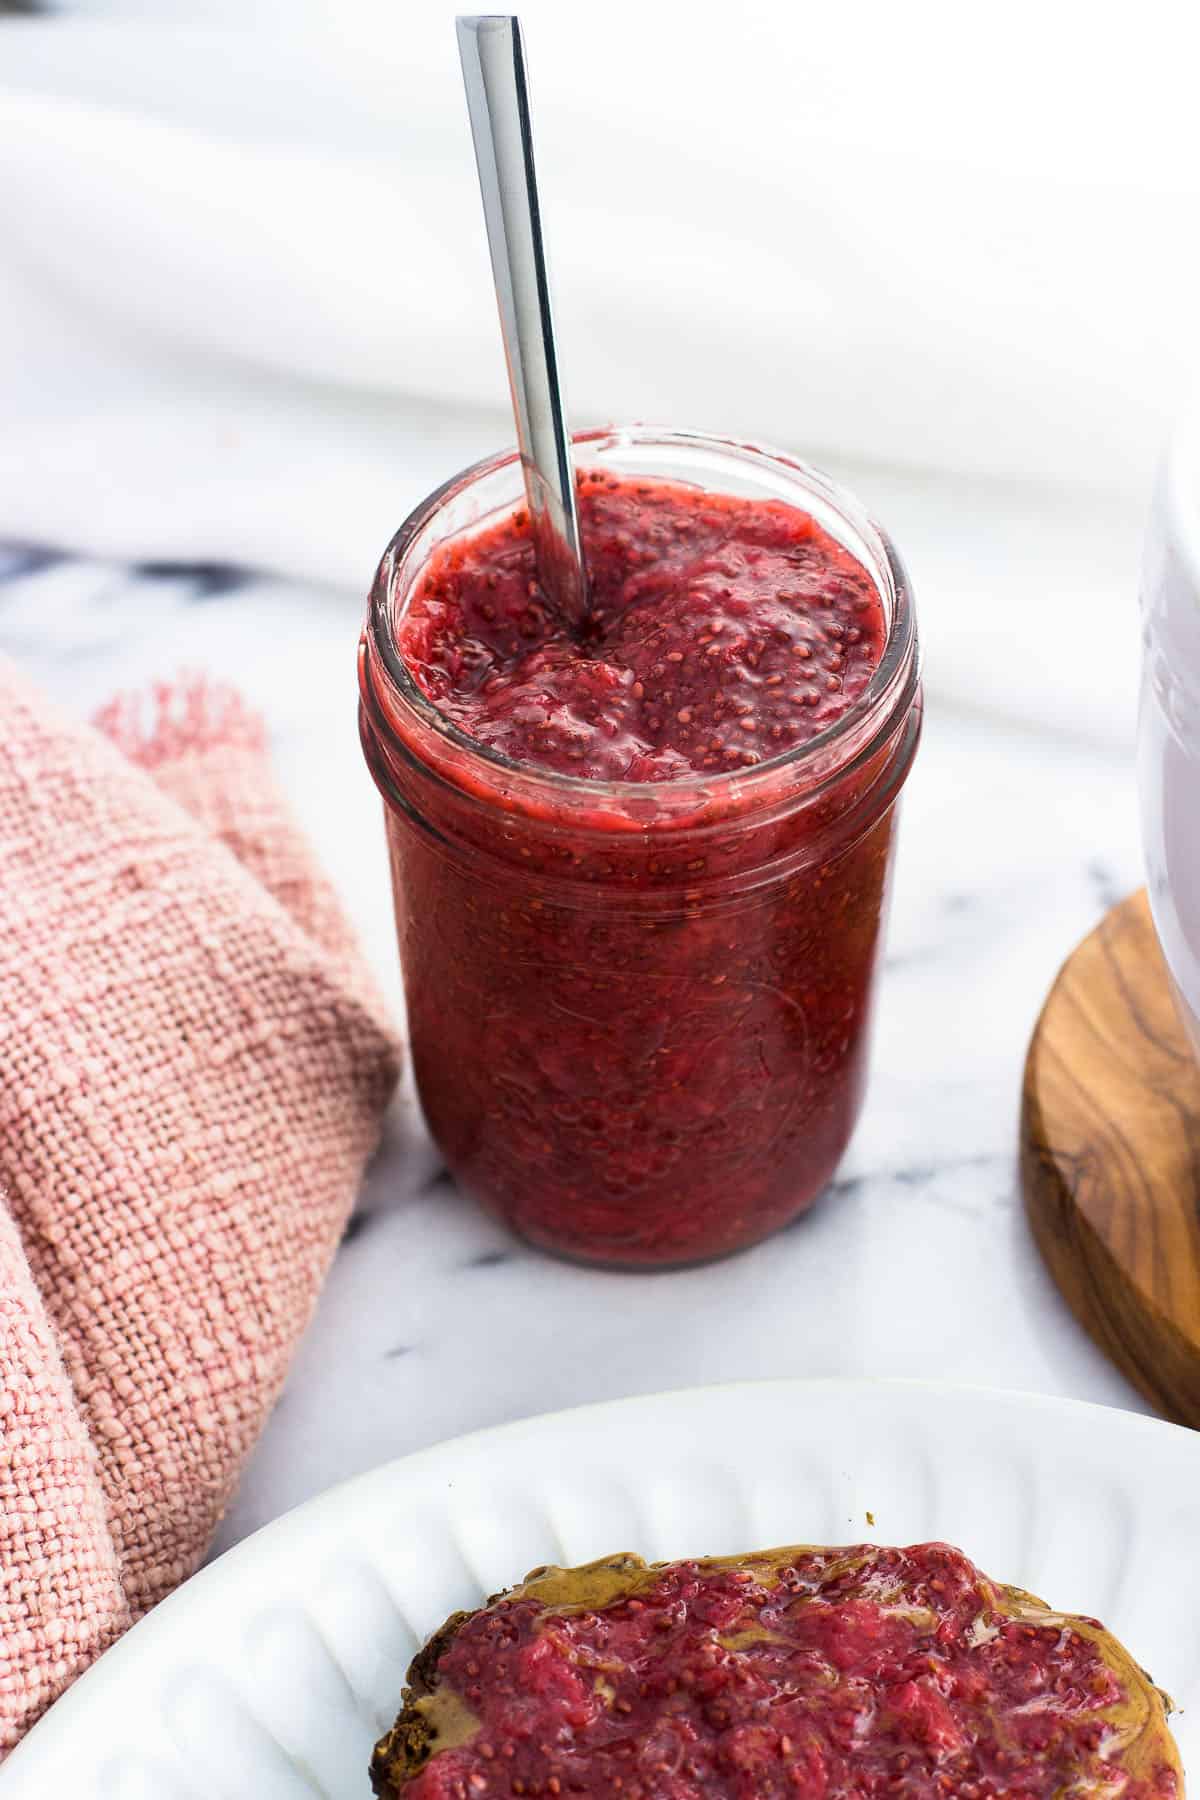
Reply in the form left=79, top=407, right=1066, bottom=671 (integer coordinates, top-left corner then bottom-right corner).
left=456, top=15, right=590, bottom=626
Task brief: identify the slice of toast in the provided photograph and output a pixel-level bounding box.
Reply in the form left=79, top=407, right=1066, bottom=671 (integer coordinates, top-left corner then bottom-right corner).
left=371, top=1543, right=1183, bottom=1798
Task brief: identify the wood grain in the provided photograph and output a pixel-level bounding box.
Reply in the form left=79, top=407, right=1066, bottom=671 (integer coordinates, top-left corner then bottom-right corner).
left=1022, top=887, right=1200, bottom=1425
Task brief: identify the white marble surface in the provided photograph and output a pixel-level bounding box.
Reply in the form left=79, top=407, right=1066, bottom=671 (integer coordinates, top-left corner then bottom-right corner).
left=0, top=468, right=1158, bottom=1563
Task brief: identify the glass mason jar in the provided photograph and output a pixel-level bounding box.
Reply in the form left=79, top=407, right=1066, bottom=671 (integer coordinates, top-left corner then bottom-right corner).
left=1139, top=417, right=1200, bottom=1055
left=359, top=427, right=921, bottom=1266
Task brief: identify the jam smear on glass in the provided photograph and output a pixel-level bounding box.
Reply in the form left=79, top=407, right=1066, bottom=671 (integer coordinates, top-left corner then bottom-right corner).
left=359, top=435, right=921, bottom=1265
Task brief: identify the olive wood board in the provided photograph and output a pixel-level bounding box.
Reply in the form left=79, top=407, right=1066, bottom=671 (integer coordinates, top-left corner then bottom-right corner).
left=1022, top=886, right=1200, bottom=1427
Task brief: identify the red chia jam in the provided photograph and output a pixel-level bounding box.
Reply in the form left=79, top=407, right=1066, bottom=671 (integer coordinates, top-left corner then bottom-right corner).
left=369, top=1544, right=1183, bottom=1800
left=358, top=429, right=921, bottom=1265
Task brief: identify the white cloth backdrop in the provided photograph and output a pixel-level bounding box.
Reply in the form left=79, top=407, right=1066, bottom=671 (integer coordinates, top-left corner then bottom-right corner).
left=3, top=0, right=1199, bottom=739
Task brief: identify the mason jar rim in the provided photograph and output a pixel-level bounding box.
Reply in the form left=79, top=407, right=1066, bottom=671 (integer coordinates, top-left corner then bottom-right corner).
left=364, top=424, right=919, bottom=811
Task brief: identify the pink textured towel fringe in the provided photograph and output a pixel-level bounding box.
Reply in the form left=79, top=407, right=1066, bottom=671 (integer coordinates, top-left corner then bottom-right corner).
left=0, top=660, right=401, bottom=1753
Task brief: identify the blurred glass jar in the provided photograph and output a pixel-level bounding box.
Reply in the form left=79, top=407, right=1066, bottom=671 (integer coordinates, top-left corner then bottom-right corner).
left=359, top=428, right=922, bottom=1266
left=1139, top=419, right=1200, bottom=1053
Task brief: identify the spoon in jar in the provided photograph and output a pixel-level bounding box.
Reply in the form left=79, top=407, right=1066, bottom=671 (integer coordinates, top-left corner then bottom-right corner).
left=456, top=14, right=591, bottom=629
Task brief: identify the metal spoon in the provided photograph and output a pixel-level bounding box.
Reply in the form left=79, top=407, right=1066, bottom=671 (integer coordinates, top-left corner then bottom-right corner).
left=456, top=14, right=590, bottom=628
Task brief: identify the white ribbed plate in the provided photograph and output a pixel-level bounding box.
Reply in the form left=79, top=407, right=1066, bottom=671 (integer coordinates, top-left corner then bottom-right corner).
left=7, top=1380, right=1199, bottom=1797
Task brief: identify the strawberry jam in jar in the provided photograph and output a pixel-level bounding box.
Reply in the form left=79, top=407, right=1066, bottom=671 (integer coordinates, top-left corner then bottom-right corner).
left=359, top=428, right=920, bottom=1266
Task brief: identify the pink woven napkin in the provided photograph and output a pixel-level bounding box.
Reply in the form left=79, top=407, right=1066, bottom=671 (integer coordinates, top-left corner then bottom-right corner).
left=0, top=657, right=401, bottom=1753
